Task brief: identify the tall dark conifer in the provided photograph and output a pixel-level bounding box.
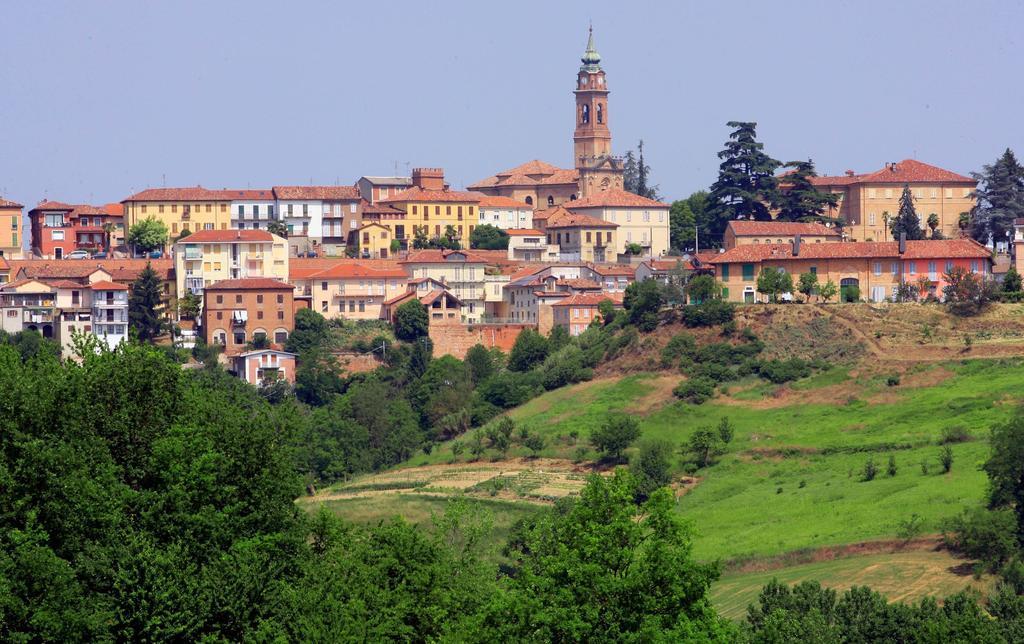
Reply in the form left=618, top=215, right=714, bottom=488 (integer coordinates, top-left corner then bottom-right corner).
left=128, top=263, right=165, bottom=342
left=707, top=121, right=781, bottom=237
left=634, top=140, right=659, bottom=199
left=622, top=151, right=639, bottom=194
left=775, top=160, right=839, bottom=222
left=970, top=148, right=1024, bottom=243
left=889, top=184, right=926, bottom=241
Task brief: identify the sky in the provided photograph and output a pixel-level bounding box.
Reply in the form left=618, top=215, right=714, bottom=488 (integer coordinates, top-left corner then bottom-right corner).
left=1, top=0, right=1022, bottom=209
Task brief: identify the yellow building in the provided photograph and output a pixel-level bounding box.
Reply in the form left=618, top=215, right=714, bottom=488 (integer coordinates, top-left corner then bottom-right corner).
left=123, top=187, right=234, bottom=247
left=724, top=220, right=841, bottom=249
left=379, top=168, right=481, bottom=249
left=0, top=198, right=24, bottom=259
left=174, top=229, right=289, bottom=300
left=542, top=208, right=618, bottom=263
left=356, top=223, right=394, bottom=259
left=565, top=188, right=670, bottom=257
left=399, top=249, right=492, bottom=323
left=808, top=159, right=976, bottom=242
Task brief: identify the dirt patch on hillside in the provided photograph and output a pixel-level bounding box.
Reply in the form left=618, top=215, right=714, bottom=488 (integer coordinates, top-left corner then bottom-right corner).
left=725, top=536, right=946, bottom=574
left=623, top=375, right=682, bottom=414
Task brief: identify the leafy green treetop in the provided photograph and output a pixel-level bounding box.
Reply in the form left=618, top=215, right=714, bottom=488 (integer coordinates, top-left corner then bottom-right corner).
left=394, top=300, right=429, bottom=341
left=970, top=148, right=1024, bottom=244
left=127, top=217, right=169, bottom=253
left=267, top=220, right=288, bottom=237
left=756, top=267, right=794, bottom=303
left=469, top=224, right=510, bottom=250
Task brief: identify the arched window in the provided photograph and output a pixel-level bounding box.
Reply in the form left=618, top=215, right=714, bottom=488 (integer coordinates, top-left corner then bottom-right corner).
left=213, top=330, right=227, bottom=345
left=547, top=196, right=555, bottom=207
left=597, top=103, right=603, bottom=124
left=581, top=104, right=589, bottom=124
left=525, top=196, right=533, bottom=206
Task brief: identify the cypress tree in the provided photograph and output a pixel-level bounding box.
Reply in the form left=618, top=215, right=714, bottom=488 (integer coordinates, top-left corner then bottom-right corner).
left=128, top=263, right=165, bottom=342
left=889, top=184, right=926, bottom=241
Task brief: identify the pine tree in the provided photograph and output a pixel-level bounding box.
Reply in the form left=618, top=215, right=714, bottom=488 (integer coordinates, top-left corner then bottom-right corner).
left=970, top=148, right=1024, bottom=244
left=635, top=140, right=659, bottom=200
left=707, top=121, right=782, bottom=238
left=889, top=184, right=926, bottom=241
left=128, top=263, right=165, bottom=342
left=622, top=151, right=639, bottom=194
left=775, top=160, right=839, bottom=222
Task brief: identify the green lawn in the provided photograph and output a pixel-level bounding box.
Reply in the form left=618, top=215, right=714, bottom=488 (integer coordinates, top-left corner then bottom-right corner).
left=405, top=359, right=1024, bottom=561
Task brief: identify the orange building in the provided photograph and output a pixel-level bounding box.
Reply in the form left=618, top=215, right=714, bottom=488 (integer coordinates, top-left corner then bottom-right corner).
left=201, top=278, right=295, bottom=353
left=724, top=220, right=841, bottom=250
left=550, top=292, right=623, bottom=336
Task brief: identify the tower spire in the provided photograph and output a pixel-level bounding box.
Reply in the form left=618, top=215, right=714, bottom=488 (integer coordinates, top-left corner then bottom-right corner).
left=581, top=24, right=601, bottom=71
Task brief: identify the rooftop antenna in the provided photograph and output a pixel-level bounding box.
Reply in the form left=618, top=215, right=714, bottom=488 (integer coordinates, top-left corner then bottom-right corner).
left=162, top=173, right=166, bottom=187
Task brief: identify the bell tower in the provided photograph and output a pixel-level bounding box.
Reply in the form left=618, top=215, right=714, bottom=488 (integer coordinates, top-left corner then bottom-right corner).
left=573, top=26, right=612, bottom=169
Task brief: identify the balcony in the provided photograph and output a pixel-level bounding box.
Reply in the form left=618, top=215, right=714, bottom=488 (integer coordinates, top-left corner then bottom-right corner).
left=231, top=310, right=248, bottom=326
left=185, top=277, right=204, bottom=294
left=93, top=310, right=127, bottom=324
left=184, top=249, right=202, bottom=260
left=93, top=297, right=125, bottom=308
left=24, top=310, right=54, bottom=323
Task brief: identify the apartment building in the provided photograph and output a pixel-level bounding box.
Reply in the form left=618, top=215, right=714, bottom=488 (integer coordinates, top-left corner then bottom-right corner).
left=0, top=198, right=24, bottom=259
left=507, top=229, right=558, bottom=262
left=233, top=349, right=297, bottom=386
left=379, top=168, right=482, bottom=249
left=400, top=249, right=491, bottom=323
left=709, top=238, right=992, bottom=303
left=477, top=195, right=534, bottom=230
left=543, top=210, right=618, bottom=263
left=174, top=229, right=288, bottom=298
left=88, top=281, right=130, bottom=349
left=565, top=188, right=670, bottom=257
left=807, top=159, right=976, bottom=242
left=11, top=260, right=176, bottom=317
left=229, top=189, right=276, bottom=230
left=122, top=187, right=234, bottom=244
left=355, top=223, right=394, bottom=259
left=551, top=292, right=623, bottom=336
left=303, top=262, right=408, bottom=320
left=272, top=186, right=363, bottom=257
left=28, top=201, right=124, bottom=259
left=724, top=220, right=841, bottom=250
left=201, top=278, right=295, bottom=353
left=356, top=176, right=412, bottom=204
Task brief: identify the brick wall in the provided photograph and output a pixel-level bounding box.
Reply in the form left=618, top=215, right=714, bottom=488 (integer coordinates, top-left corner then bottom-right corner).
left=429, top=323, right=535, bottom=359
left=333, top=351, right=383, bottom=375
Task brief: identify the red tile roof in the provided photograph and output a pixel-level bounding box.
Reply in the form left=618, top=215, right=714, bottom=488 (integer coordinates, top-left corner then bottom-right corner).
left=400, top=249, right=490, bottom=264
left=203, top=278, right=294, bottom=291
left=507, top=228, right=544, bottom=236
left=11, top=259, right=175, bottom=282
left=642, top=258, right=699, bottom=272
left=1, top=278, right=54, bottom=291
left=307, top=263, right=407, bottom=279
left=272, top=186, right=361, bottom=200
left=0, top=198, right=23, bottom=208
left=567, top=188, right=669, bottom=209
left=180, top=229, right=275, bottom=243
left=545, top=210, right=618, bottom=229
left=469, top=160, right=579, bottom=189
left=361, top=202, right=405, bottom=216
left=123, top=187, right=235, bottom=202
left=708, top=239, right=991, bottom=263
left=727, top=221, right=841, bottom=237
left=586, top=263, right=636, bottom=277
left=419, top=289, right=462, bottom=306
left=551, top=292, right=624, bottom=307
left=810, top=159, right=975, bottom=187
left=46, top=279, right=87, bottom=289
left=476, top=195, right=534, bottom=209
left=31, top=200, right=75, bottom=212
left=557, top=278, right=602, bottom=290
left=379, top=187, right=481, bottom=204
left=89, top=280, right=129, bottom=291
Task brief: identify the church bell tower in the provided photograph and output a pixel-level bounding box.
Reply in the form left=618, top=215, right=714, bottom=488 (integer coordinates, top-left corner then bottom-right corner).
left=573, top=26, right=623, bottom=196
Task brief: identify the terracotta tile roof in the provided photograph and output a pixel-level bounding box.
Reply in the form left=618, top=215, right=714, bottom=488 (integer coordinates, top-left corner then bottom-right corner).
left=566, top=188, right=669, bottom=209
left=419, top=289, right=462, bottom=306
left=586, top=263, right=636, bottom=277
left=537, top=169, right=581, bottom=185
left=708, top=239, right=992, bottom=263
left=382, top=290, right=418, bottom=307
left=30, top=200, right=75, bottom=212
left=401, top=249, right=490, bottom=264
left=12, top=262, right=109, bottom=280
left=46, top=279, right=88, bottom=289
left=307, top=263, right=407, bottom=279
left=102, top=203, right=124, bottom=216
left=123, top=187, right=234, bottom=202
left=642, top=258, right=698, bottom=272
left=361, top=202, right=405, bottom=215
left=289, top=257, right=402, bottom=279
left=557, top=278, right=602, bottom=290
left=551, top=292, right=624, bottom=307
left=810, top=159, right=975, bottom=187
left=204, top=278, right=294, bottom=291
left=534, top=290, right=571, bottom=299
left=464, top=249, right=520, bottom=265
left=273, top=186, right=361, bottom=200
left=180, top=229, right=275, bottom=243
left=727, top=221, right=841, bottom=237
left=469, top=160, right=578, bottom=189
left=545, top=210, right=618, bottom=229
left=89, top=280, right=129, bottom=290
left=0, top=257, right=9, bottom=271
left=1, top=278, right=54, bottom=291
left=0, top=198, right=23, bottom=208
left=476, top=195, right=534, bottom=209
left=379, top=187, right=481, bottom=204
left=223, top=189, right=275, bottom=200
left=507, top=228, right=544, bottom=236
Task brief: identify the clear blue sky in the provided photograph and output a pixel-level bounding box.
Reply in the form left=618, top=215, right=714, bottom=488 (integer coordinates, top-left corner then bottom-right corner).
left=1, top=0, right=1021, bottom=209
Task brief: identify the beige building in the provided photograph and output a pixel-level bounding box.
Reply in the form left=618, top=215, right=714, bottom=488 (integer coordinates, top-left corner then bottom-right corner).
left=808, top=159, right=976, bottom=242
left=399, top=249, right=493, bottom=323
left=477, top=195, right=534, bottom=230
left=123, top=187, right=234, bottom=244
left=0, top=198, right=24, bottom=259
left=507, top=229, right=558, bottom=262
left=544, top=210, right=618, bottom=263
left=175, top=229, right=289, bottom=299
left=565, top=188, right=669, bottom=257
left=724, top=220, right=841, bottom=250
left=302, top=262, right=408, bottom=320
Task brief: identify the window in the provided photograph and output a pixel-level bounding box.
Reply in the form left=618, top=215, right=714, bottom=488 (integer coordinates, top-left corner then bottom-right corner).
left=873, top=262, right=882, bottom=276
left=643, top=211, right=650, bottom=222
left=216, top=295, right=223, bottom=304
left=234, top=331, right=245, bottom=345
left=216, top=311, right=223, bottom=320
left=809, top=266, right=817, bottom=275
left=204, top=223, right=214, bottom=230
left=435, top=206, right=440, bottom=216
left=945, top=188, right=953, bottom=199
left=302, top=204, right=308, bottom=215
left=277, top=294, right=284, bottom=303
left=257, top=310, right=263, bottom=320
left=412, top=205, right=418, bottom=215
left=891, top=262, right=898, bottom=275
left=658, top=211, right=665, bottom=223
left=235, top=294, right=242, bottom=304
left=358, top=301, right=365, bottom=312
left=720, top=264, right=730, bottom=280
left=868, top=188, right=877, bottom=199
left=141, top=205, right=147, bottom=213
left=287, top=204, right=294, bottom=215
left=909, top=261, right=917, bottom=275
left=277, top=310, right=284, bottom=319
left=525, top=196, right=533, bottom=206
left=321, top=301, right=328, bottom=312
left=321, top=281, right=328, bottom=291
left=868, top=213, right=876, bottom=225
left=238, top=205, right=245, bottom=216
left=275, top=331, right=287, bottom=343
left=158, top=204, right=165, bottom=213
left=742, top=264, right=755, bottom=281
left=971, top=260, right=979, bottom=273
left=547, top=196, right=554, bottom=206
left=52, top=230, right=65, bottom=241
left=253, top=205, right=260, bottom=216
left=931, top=188, right=938, bottom=198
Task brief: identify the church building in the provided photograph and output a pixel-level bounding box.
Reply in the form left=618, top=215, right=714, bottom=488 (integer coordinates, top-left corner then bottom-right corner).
left=469, top=28, right=624, bottom=207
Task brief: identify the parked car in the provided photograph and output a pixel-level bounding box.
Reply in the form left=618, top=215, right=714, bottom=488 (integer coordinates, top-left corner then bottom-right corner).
left=91, top=251, right=108, bottom=259
left=147, top=251, right=163, bottom=259
left=65, top=250, right=90, bottom=260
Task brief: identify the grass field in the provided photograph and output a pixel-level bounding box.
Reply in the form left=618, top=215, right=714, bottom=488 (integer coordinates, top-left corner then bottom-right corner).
left=711, top=549, right=994, bottom=621
left=398, top=358, right=1024, bottom=561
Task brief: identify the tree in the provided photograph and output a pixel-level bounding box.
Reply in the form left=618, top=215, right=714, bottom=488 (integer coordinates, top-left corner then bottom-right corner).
left=267, top=220, right=288, bottom=237
left=818, top=280, right=838, bottom=303
left=685, top=274, right=720, bottom=304
left=285, top=308, right=332, bottom=354
left=127, top=217, right=169, bottom=253
left=669, top=191, right=710, bottom=252
left=412, top=226, right=430, bottom=249
left=394, top=300, right=429, bottom=341
left=177, top=291, right=201, bottom=319
left=294, top=348, right=345, bottom=406
left=624, top=278, right=664, bottom=331
left=624, top=242, right=643, bottom=256
left=465, top=344, right=498, bottom=383
left=984, top=411, right=1024, bottom=543
left=478, top=471, right=733, bottom=641
left=942, top=266, right=996, bottom=316
left=469, top=224, right=509, bottom=250
left=756, top=267, right=793, bottom=303
left=622, top=150, right=638, bottom=195
left=547, top=324, right=571, bottom=353
left=889, top=184, right=926, bottom=241
left=775, top=160, right=838, bottom=222
left=927, top=213, right=940, bottom=237
left=633, top=139, right=659, bottom=200
left=597, top=299, right=618, bottom=326
left=508, top=328, right=548, bottom=372
left=687, top=418, right=733, bottom=468
left=128, top=263, right=165, bottom=342
left=590, top=414, right=642, bottom=461
left=1004, top=266, right=1022, bottom=293
left=706, top=121, right=782, bottom=237
left=633, top=439, right=674, bottom=501
left=797, top=272, right=819, bottom=302
left=103, top=221, right=119, bottom=252
left=523, top=432, right=546, bottom=457
left=970, top=148, right=1024, bottom=244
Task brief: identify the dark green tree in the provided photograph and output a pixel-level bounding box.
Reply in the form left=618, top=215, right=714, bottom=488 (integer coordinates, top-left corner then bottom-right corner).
left=266, top=220, right=288, bottom=237
left=470, top=224, right=510, bottom=250
left=507, top=328, right=548, bottom=372
left=285, top=308, right=332, bottom=354
left=394, top=300, right=429, bottom=341
left=464, top=344, right=498, bottom=383
left=590, top=414, right=642, bottom=462
left=633, top=439, right=674, bottom=502
left=622, top=150, right=638, bottom=194
left=635, top=139, right=659, bottom=199
left=623, top=278, right=664, bottom=331
left=1004, top=266, right=1022, bottom=293
left=294, top=347, right=345, bottom=406
left=984, top=411, right=1024, bottom=543
left=971, top=148, right=1024, bottom=244
left=889, top=184, right=926, bottom=241
left=707, top=121, right=782, bottom=237
left=775, top=160, right=839, bottom=222
left=669, top=191, right=711, bottom=252
left=756, top=267, right=794, bottom=303
left=128, top=263, right=165, bottom=342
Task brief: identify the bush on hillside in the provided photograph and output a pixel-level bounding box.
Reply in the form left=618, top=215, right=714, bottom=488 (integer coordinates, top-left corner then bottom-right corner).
left=673, top=377, right=716, bottom=404
left=508, top=328, right=549, bottom=371
left=539, top=345, right=593, bottom=390
left=943, top=507, right=1019, bottom=572
left=590, top=414, right=642, bottom=462
left=757, top=358, right=812, bottom=384
left=679, top=300, right=736, bottom=327
left=660, top=332, right=697, bottom=366
left=633, top=439, right=675, bottom=502
left=476, top=370, right=543, bottom=409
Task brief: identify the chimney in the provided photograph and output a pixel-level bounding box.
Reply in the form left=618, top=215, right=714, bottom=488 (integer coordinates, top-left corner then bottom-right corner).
left=845, top=169, right=855, bottom=177
left=890, top=162, right=897, bottom=172
left=792, top=234, right=801, bottom=256
left=412, top=168, right=445, bottom=191
left=899, top=232, right=906, bottom=254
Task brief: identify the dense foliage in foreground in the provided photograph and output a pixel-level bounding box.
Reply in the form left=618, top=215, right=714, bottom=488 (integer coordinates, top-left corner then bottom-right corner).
left=6, top=343, right=1024, bottom=641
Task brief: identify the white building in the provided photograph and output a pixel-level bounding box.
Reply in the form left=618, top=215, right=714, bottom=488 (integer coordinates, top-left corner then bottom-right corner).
left=89, top=281, right=129, bottom=349
left=229, top=189, right=277, bottom=230
left=507, top=229, right=558, bottom=262
left=477, top=195, right=533, bottom=230
left=272, top=186, right=365, bottom=256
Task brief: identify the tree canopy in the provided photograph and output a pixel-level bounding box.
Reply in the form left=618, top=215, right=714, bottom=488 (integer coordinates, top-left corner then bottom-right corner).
left=706, top=121, right=782, bottom=238
left=127, top=217, right=169, bottom=253
left=889, top=184, right=926, bottom=241
left=394, top=300, right=429, bottom=341
left=971, top=148, right=1024, bottom=244
left=775, top=160, right=839, bottom=223
left=469, top=224, right=510, bottom=250
left=128, top=263, right=165, bottom=342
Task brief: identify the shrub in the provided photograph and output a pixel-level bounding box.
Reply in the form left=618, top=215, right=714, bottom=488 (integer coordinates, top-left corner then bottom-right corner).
left=508, top=328, right=549, bottom=371
left=942, top=507, right=1018, bottom=571
left=660, top=332, right=697, bottom=366
left=887, top=454, right=897, bottom=477
left=688, top=362, right=734, bottom=383
left=940, top=445, right=954, bottom=472
left=679, top=300, right=736, bottom=327
left=897, top=513, right=924, bottom=543
left=940, top=426, right=972, bottom=445
left=539, top=345, right=593, bottom=390
left=590, top=414, right=642, bottom=462
left=943, top=266, right=998, bottom=316
left=843, top=284, right=860, bottom=303
left=886, top=375, right=901, bottom=387
left=633, top=439, right=675, bottom=502
left=720, top=320, right=737, bottom=337
left=757, top=358, right=811, bottom=384
left=523, top=433, right=546, bottom=457
left=673, top=377, right=716, bottom=404
left=862, top=457, right=877, bottom=481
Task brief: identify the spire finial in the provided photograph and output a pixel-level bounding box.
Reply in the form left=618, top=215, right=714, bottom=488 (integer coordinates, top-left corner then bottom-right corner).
left=581, top=24, right=601, bottom=70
